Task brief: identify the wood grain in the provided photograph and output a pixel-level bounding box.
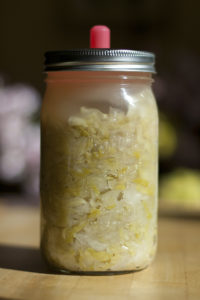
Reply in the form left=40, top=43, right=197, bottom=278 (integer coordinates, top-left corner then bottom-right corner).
left=0, top=201, right=200, bottom=300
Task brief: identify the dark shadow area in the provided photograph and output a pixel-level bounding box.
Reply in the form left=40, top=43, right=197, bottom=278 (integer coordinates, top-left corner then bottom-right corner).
left=0, top=244, right=136, bottom=277
left=0, top=297, right=18, bottom=300
left=159, top=211, right=200, bottom=220
left=0, top=244, right=51, bottom=274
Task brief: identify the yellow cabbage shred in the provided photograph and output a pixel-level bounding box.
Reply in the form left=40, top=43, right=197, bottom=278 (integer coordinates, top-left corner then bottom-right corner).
left=41, top=89, right=158, bottom=272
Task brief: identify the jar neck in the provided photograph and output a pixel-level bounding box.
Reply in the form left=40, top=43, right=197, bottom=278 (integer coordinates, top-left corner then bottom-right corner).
left=45, top=71, right=153, bottom=84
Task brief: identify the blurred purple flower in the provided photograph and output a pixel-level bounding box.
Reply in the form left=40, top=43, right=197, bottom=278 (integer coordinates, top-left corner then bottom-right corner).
left=0, top=82, right=41, bottom=197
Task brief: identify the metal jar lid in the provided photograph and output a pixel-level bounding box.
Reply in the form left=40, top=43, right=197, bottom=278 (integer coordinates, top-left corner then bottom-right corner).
left=44, top=49, right=155, bottom=73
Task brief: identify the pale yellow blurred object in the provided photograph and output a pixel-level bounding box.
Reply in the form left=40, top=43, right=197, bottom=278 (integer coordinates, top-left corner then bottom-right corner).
left=159, top=112, right=177, bottom=158
left=160, top=168, right=200, bottom=213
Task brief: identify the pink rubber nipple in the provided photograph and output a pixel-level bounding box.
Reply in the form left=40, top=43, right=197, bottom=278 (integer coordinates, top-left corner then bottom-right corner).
left=90, top=25, right=110, bottom=48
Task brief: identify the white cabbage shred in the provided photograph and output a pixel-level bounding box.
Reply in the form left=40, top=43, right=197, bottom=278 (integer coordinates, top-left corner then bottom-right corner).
left=41, top=89, right=158, bottom=272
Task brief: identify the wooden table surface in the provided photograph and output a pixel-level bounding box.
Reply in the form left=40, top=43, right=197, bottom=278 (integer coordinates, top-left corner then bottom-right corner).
left=0, top=200, right=200, bottom=300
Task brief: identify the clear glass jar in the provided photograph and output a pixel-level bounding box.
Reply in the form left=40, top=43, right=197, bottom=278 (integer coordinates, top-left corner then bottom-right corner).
left=40, top=50, right=158, bottom=274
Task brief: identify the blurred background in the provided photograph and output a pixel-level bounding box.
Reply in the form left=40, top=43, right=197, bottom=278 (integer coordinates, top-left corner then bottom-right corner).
left=0, top=0, right=200, bottom=214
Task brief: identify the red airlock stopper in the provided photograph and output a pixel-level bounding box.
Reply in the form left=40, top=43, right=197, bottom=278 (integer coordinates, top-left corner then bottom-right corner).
left=90, top=25, right=110, bottom=48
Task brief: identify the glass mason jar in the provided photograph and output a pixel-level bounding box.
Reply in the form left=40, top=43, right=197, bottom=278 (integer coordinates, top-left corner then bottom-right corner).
left=40, top=50, right=158, bottom=274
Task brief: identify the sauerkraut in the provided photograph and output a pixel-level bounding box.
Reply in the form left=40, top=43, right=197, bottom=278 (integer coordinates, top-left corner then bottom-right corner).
left=40, top=89, right=158, bottom=272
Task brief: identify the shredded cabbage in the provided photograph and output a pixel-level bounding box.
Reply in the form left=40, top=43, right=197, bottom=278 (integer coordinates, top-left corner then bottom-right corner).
left=41, top=89, right=158, bottom=272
